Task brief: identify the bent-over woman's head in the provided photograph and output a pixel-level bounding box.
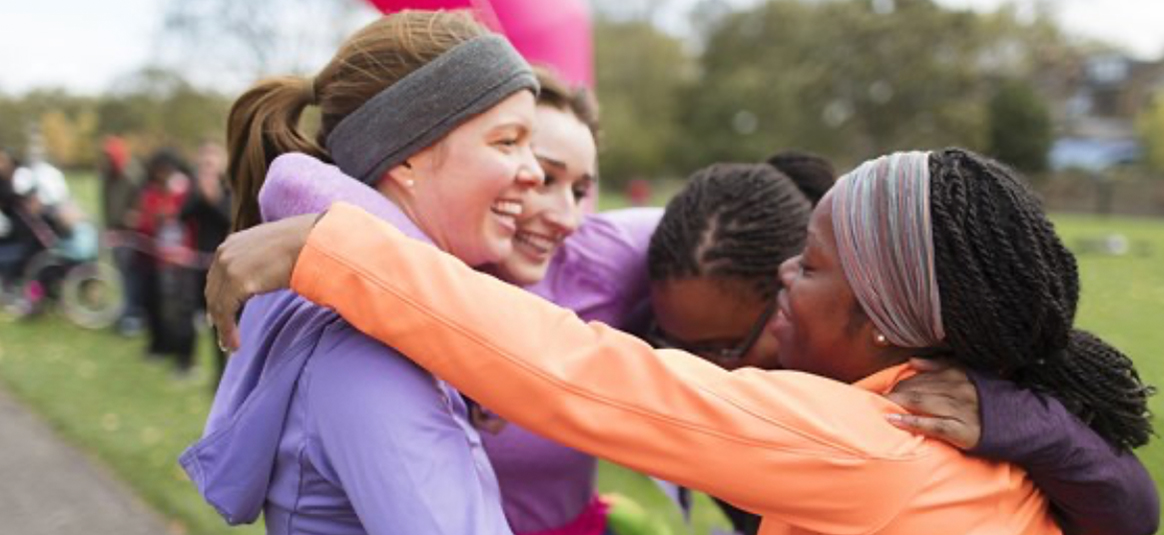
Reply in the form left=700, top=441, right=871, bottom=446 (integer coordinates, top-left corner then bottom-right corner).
left=227, top=11, right=543, bottom=267
left=647, top=162, right=815, bottom=370
left=775, top=148, right=1152, bottom=451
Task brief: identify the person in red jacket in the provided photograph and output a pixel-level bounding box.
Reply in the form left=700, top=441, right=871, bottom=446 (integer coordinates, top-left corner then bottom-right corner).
left=133, top=149, right=198, bottom=374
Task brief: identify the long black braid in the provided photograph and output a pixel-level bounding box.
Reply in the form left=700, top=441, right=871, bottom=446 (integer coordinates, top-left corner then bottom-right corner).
left=647, top=163, right=812, bottom=298
left=928, top=148, right=1153, bottom=451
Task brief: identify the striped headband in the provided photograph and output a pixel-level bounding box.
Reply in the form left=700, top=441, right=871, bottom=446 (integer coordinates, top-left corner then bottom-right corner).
left=830, top=151, right=945, bottom=348
left=326, top=34, right=538, bottom=185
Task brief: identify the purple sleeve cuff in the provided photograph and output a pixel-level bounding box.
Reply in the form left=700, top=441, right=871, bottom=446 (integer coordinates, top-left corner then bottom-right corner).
left=968, top=370, right=1159, bottom=535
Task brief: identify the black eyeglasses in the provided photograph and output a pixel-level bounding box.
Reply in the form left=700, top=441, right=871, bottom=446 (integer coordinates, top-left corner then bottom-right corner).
left=646, top=301, right=777, bottom=363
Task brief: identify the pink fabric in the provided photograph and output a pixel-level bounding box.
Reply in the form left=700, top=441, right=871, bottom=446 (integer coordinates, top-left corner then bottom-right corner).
left=364, top=0, right=593, bottom=88
left=520, top=496, right=609, bottom=535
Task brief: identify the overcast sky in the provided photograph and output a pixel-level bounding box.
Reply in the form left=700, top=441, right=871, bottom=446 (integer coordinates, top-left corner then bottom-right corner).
left=1, top=0, right=1162, bottom=95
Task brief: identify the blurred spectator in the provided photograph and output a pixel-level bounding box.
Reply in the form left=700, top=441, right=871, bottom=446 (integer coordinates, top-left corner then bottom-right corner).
left=0, top=147, right=85, bottom=313
left=0, top=147, right=30, bottom=289
left=13, top=144, right=70, bottom=209
left=181, top=141, right=231, bottom=386
left=135, top=150, right=198, bottom=375
left=626, top=177, right=652, bottom=206
left=100, top=136, right=145, bottom=335
left=100, top=136, right=140, bottom=230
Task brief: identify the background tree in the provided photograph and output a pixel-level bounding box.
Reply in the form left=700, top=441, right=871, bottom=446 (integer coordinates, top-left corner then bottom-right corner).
left=160, top=0, right=372, bottom=88
left=988, top=78, right=1053, bottom=173
left=670, top=0, right=1079, bottom=174
left=41, top=109, right=99, bottom=168
left=1137, top=92, right=1164, bottom=174
left=0, top=69, right=230, bottom=169
left=101, top=68, right=232, bottom=153
left=678, top=0, right=1006, bottom=170
left=593, top=15, right=693, bottom=186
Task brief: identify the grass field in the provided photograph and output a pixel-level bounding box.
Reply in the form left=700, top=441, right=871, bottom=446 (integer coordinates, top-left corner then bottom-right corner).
left=1055, top=214, right=1164, bottom=488
left=0, top=173, right=1160, bottom=533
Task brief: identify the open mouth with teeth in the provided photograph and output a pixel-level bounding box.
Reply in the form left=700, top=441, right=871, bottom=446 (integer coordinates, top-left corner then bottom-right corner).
left=491, top=199, right=523, bottom=226
left=514, top=230, right=561, bottom=255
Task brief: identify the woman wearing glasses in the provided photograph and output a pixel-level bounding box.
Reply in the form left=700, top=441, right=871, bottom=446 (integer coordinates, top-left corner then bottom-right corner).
left=232, top=155, right=1154, bottom=535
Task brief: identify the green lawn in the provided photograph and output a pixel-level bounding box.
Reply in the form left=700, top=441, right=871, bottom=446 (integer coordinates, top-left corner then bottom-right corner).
left=1054, top=214, right=1164, bottom=492
left=0, top=174, right=1160, bottom=533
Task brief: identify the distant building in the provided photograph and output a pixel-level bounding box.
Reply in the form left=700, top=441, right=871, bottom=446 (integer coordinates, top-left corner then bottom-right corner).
left=1050, top=53, right=1164, bottom=171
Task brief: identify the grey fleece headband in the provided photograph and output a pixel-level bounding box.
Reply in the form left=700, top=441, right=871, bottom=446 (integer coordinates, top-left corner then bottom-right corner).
left=326, top=34, right=538, bottom=184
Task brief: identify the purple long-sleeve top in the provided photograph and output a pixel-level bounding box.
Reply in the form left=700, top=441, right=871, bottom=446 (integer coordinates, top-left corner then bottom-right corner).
left=969, top=371, right=1159, bottom=535
left=180, top=154, right=512, bottom=535
left=245, top=152, right=1158, bottom=535
left=486, top=208, right=661, bottom=534
left=255, top=153, right=661, bottom=533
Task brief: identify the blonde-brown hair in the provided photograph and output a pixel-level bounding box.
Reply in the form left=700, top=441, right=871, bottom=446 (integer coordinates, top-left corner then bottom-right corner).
left=533, top=67, right=600, bottom=145
left=226, top=10, right=488, bottom=231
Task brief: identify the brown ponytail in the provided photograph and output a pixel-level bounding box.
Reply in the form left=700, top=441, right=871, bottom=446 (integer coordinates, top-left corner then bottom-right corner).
left=225, top=11, right=489, bottom=232
left=226, top=76, right=324, bottom=231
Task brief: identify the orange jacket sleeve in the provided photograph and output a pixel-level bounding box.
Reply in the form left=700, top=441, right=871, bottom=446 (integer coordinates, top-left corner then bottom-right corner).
left=291, top=204, right=954, bottom=533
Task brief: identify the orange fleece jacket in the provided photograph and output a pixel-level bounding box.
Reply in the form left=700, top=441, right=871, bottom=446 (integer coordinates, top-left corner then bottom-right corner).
left=291, top=204, right=1060, bottom=535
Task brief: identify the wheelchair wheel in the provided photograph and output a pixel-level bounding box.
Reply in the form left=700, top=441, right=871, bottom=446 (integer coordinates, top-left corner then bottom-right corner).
left=58, top=260, right=125, bottom=330
left=16, top=250, right=69, bottom=315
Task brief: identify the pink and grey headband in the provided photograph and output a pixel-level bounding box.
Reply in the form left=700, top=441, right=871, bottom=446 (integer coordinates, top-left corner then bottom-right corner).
left=326, top=34, right=538, bottom=185
left=831, top=151, right=945, bottom=348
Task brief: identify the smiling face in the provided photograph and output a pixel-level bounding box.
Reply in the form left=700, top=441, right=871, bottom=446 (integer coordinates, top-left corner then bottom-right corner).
left=770, top=191, right=895, bottom=383
left=386, top=90, right=544, bottom=267
left=492, top=105, right=597, bottom=285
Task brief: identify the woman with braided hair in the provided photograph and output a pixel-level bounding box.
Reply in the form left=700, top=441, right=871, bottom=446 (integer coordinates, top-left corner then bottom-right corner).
left=644, top=156, right=1155, bottom=534
left=645, top=160, right=817, bottom=373
left=206, top=148, right=1156, bottom=534
left=644, top=151, right=835, bottom=375
left=924, top=151, right=1150, bottom=450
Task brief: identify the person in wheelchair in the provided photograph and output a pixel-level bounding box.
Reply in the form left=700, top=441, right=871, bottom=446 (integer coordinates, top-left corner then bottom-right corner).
left=0, top=148, right=27, bottom=289
left=1, top=150, right=107, bottom=320
left=0, top=147, right=52, bottom=293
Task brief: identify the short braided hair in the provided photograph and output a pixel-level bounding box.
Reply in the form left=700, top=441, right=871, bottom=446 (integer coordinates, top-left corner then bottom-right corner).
left=766, top=150, right=836, bottom=205
left=648, top=163, right=812, bottom=298
left=928, top=148, right=1153, bottom=451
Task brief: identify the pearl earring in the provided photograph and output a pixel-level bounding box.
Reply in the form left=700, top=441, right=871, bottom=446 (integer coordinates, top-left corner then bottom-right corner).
left=874, top=333, right=889, bottom=346
left=405, top=179, right=415, bottom=188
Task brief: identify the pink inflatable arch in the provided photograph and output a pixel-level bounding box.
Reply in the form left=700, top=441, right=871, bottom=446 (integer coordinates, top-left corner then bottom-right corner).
left=364, top=0, right=593, bottom=88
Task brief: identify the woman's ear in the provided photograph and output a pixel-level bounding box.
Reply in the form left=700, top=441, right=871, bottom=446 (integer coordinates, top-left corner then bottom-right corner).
left=380, top=144, right=438, bottom=195
left=381, top=160, right=416, bottom=192
left=848, top=309, right=910, bottom=367
left=377, top=160, right=424, bottom=200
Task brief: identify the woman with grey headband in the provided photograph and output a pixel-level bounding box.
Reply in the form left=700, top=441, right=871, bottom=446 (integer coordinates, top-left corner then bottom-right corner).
left=180, top=11, right=543, bottom=535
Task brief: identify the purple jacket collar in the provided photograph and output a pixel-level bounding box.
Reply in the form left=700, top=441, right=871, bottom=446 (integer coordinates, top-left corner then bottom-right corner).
left=179, top=153, right=427, bottom=524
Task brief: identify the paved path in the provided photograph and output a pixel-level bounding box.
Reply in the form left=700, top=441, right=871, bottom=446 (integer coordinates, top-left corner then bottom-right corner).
left=0, top=384, right=171, bottom=535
